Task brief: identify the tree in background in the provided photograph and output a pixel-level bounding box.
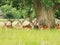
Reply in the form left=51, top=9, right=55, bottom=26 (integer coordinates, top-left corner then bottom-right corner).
left=0, top=0, right=60, bottom=28
left=17, top=0, right=60, bottom=28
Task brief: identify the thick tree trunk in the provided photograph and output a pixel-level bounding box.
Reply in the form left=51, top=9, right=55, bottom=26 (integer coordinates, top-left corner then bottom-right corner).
left=46, top=8, right=55, bottom=28
left=34, top=0, right=55, bottom=28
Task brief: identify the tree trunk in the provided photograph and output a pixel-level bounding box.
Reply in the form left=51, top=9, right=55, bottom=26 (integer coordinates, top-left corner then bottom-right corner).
left=46, top=8, right=55, bottom=28
left=34, top=0, right=55, bottom=28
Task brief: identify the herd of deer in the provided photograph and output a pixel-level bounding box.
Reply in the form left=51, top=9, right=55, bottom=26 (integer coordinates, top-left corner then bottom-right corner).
left=0, top=18, right=60, bottom=29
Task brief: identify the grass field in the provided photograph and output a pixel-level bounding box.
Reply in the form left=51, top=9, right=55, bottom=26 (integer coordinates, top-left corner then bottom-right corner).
left=0, top=28, right=60, bottom=45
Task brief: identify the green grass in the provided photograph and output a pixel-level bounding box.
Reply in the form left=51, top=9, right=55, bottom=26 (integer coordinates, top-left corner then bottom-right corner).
left=0, top=19, right=7, bottom=22
left=0, top=28, right=60, bottom=45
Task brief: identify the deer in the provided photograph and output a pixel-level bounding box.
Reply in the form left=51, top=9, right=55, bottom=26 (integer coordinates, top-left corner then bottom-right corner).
left=5, top=19, right=15, bottom=28
left=15, top=21, right=22, bottom=28
left=31, top=18, right=43, bottom=29
left=22, top=20, right=33, bottom=29
left=56, top=24, right=60, bottom=29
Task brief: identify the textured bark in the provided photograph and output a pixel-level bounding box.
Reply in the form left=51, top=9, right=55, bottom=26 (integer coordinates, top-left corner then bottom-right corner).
left=47, top=8, right=55, bottom=28
left=34, top=0, right=55, bottom=28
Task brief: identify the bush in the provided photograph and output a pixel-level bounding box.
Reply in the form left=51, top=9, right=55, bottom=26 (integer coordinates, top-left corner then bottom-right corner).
left=55, top=9, right=60, bottom=19
left=0, top=4, right=36, bottom=19
left=0, top=4, right=12, bottom=18
left=0, top=4, right=21, bottom=19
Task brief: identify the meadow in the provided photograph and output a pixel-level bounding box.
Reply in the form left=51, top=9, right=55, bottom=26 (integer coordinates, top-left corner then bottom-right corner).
left=0, top=27, right=60, bottom=45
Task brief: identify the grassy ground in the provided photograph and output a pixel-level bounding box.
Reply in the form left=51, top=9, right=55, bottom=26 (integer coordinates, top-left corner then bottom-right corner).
left=0, top=19, right=7, bottom=22
left=0, top=28, right=60, bottom=45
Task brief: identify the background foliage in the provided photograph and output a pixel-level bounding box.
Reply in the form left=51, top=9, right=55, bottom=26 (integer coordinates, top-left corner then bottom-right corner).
left=0, top=0, right=60, bottom=19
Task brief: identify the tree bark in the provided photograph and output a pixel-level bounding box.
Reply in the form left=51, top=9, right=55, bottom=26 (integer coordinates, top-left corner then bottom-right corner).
left=34, top=0, right=55, bottom=28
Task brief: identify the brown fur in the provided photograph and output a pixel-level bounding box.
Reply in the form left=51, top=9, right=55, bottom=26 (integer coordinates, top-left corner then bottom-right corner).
left=56, top=24, right=60, bottom=29
left=23, top=24, right=32, bottom=28
left=43, top=25, right=50, bottom=29
left=38, top=24, right=43, bottom=29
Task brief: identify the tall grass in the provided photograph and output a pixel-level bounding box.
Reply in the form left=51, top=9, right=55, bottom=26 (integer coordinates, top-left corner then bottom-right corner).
left=0, top=28, right=60, bottom=45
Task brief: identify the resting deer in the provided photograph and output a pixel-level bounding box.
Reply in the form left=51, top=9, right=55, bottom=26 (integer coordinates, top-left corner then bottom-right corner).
left=22, top=20, right=33, bottom=29
left=5, top=19, right=15, bottom=28
left=31, top=19, right=43, bottom=29
left=56, top=24, right=60, bottom=29
left=43, top=25, right=50, bottom=29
